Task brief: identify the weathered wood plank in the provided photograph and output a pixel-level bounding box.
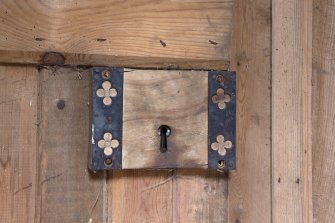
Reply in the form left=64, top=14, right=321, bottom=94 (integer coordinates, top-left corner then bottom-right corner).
left=0, top=0, right=233, bottom=69
left=173, top=170, right=228, bottom=223
left=106, top=68, right=229, bottom=222
left=37, top=67, right=105, bottom=223
left=108, top=170, right=173, bottom=223
left=0, top=50, right=230, bottom=70
left=122, top=70, right=208, bottom=169
left=227, top=0, right=272, bottom=222
left=272, top=0, right=313, bottom=222
left=312, top=0, right=335, bottom=222
left=0, top=65, right=38, bottom=223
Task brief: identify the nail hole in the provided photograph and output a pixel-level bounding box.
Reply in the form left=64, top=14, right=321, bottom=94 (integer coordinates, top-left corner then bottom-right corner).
left=217, top=160, right=225, bottom=169
left=104, top=158, right=112, bottom=166
left=160, top=40, right=167, bottom=47
left=57, top=99, right=65, bottom=110
left=102, top=70, right=110, bottom=79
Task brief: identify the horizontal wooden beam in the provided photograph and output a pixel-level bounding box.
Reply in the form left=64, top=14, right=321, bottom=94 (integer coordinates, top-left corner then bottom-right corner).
left=0, top=0, right=233, bottom=70
left=0, top=50, right=229, bottom=70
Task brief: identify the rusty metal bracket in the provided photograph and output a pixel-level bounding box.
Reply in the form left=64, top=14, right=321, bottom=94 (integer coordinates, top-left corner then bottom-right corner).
left=208, top=71, right=236, bottom=170
left=89, top=67, right=123, bottom=170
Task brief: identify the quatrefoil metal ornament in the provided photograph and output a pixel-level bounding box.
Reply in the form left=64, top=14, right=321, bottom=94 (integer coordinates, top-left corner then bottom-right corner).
left=211, top=134, right=233, bottom=156
left=212, top=88, right=231, bottom=109
left=96, top=81, right=117, bottom=106
left=98, top=132, right=119, bottom=156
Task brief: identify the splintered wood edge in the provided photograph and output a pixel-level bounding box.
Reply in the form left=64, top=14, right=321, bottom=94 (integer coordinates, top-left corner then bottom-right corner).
left=0, top=50, right=230, bottom=70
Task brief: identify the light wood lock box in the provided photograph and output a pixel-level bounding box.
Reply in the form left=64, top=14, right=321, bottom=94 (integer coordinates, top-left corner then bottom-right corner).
left=89, top=67, right=236, bottom=171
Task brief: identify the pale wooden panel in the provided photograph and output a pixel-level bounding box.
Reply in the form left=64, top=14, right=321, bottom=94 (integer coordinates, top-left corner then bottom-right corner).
left=122, top=70, right=208, bottom=169
left=312, top=0, right=335, bottom=222
left=272, top=0, right=313, bottom=222
left=38, top=67, right=105, bottom=223
left=227, top=0, right=272, bottom=222
left=0, top=0, right=233, bottom=68
left=0, top=65, right=38, bottom=223
left=108, top=170, right=173, bottom=223
left=173, top=170, right=228, bottom=223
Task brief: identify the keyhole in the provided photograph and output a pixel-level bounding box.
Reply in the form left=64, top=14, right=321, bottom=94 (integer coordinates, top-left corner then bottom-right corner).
left=158, top=125, right=171, bottom=153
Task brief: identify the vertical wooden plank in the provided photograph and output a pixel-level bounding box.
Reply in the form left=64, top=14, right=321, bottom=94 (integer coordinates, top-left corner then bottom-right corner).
left=108, top=170, right=172, bottom=223
left=272, top=0, right=313, bottom=222
left=312, top=0, right=335, bottom=222
left=37, top=67, right=105, bottom=223
left=173, top=170, right=228, bottom=223
left=0, top=65, right=38, bottom=223
left=228, top=0, right=272, bottom=222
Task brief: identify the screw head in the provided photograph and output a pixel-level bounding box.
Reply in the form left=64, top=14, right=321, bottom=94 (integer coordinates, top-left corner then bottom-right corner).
left=215, top=74, right=224, bottom=84
left=104, top=158, right=113, bottom=166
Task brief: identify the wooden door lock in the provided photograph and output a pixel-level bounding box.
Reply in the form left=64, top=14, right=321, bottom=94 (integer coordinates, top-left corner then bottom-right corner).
left=89, top=68, right=236, bottom=171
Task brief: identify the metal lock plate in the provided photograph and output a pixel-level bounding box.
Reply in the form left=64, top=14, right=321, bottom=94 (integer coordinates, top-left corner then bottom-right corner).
left=89, top=68, right=236, bottom=171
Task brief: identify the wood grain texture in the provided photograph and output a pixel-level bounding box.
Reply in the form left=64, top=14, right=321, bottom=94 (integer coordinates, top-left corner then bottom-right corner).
left=108, top=170, right=173, bottom=223
left=109, top=69, right=228, bottom=223
left=173, top=170, right=228, bottom=223
left=272, top=0, right=313, bottom=222
left=0, top=50, right=230, bottom=70
left=122, top=70, right=208, bottom=169
left=227, top=0, right=272, bottom=222
left=312, top=0, right=335, bottom=222
left=0, top=0, right=233, bottom=69
left=0, top=65, right=38, bottom=223
left=37, top=67, right=105, bottom=223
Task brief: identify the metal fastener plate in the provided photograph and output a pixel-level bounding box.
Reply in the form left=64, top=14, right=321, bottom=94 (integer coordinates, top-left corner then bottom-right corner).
left=89, top=68, right=123, bottom=170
